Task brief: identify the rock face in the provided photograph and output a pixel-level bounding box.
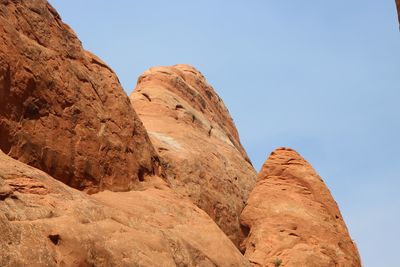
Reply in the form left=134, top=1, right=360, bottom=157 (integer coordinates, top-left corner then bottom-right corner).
left=0, top=0, right=159, bottom=193
left=0, top=1, right=362, bottom=266
left=240, top=148, right=361, bottom=266
left=0, top=149, right=250, bottom=267
left=130, top=65, right=257, bottom=247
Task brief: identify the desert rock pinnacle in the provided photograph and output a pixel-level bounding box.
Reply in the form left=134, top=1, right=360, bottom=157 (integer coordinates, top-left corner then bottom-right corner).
left=240, top=147, right=361, bottom=266
left=130, top=64, right=257, bottom=246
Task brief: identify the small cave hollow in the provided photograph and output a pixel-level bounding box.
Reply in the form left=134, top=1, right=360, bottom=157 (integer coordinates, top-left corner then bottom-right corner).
left=175, top=104, right=184, bottom=110
left=137, top=166, right=150, bottom=182
left=48, top=234, right=61, bottom=245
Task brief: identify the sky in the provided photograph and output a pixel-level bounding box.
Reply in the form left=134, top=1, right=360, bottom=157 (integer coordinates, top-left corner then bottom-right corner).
left=49, top=1, right=400, bottom=266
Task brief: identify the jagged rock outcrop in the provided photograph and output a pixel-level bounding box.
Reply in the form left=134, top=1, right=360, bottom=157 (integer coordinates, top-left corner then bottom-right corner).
left=240, top=147, right=361, bottom=266
left=130, top=65, right=257, bottom=246
left=0, top=149, right=250, bottom=266
left=0, top=0, right=159, bottom=193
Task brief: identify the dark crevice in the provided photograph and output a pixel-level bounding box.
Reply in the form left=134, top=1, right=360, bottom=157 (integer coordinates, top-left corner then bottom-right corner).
left=23, top=99, right=40, bottom=119
left=241, top=224, right=250, bottom=237
left=141, top=93, right=151, bottom=102
left=239, top=224, right=250, bottom=255
left=48, top=234, right=60, bottom=245
left=137, top=166, right=148, bottom=182
left=175, top=104, right=184, bottom=110
left=0, top=191, right=12, bottom=201
left=0, top=123, right=12, bottom=154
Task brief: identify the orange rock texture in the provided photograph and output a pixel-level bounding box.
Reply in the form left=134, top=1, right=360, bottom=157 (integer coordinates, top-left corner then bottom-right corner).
left=240, top=148, right=361, bottom=266
left=0, top=0, right=159, bottom=193
left=0, top=149, right=250, bottom=266
left=130, top=65, right=257, bottom=246
left=0, top=1, right=362, bottom=266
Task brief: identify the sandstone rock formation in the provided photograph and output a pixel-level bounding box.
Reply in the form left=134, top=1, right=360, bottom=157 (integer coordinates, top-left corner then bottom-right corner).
left=0, top=149, right=250, bottom=267
left=0, top=0, right=159, bottom=193
left=240, top=147, right=361, bottom=266
left=130, top=65, right=257, bottom=246
left=0, top=1, right=362, bottom=266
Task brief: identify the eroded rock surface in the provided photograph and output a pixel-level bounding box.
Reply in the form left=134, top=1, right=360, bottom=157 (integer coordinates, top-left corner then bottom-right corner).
left=0, top=150, right=250, bottom=267
left=0, top=1, right=363, bottom=266
left=130, top=65, right=257, bottom=246
left=0, top=0, right=159, bottom=193
left=240, top=148, right=361, bottom=266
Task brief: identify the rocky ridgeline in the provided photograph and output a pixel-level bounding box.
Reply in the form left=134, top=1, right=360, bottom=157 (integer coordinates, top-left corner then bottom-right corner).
left=0, top=0, right=361, bottom=266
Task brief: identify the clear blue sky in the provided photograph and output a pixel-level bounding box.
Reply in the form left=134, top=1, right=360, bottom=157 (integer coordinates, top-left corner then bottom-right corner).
left=49, top=1, right=400, bottom=266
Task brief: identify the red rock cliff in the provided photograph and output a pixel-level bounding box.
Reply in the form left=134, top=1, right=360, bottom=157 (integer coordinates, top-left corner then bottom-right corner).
left=0, top=0, right=159, bottom=193
left=0, top=1, right=362, bottom=266
left=130, top=64, right=257, bottom=246
left=240, top=148, right=361, bottom=266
